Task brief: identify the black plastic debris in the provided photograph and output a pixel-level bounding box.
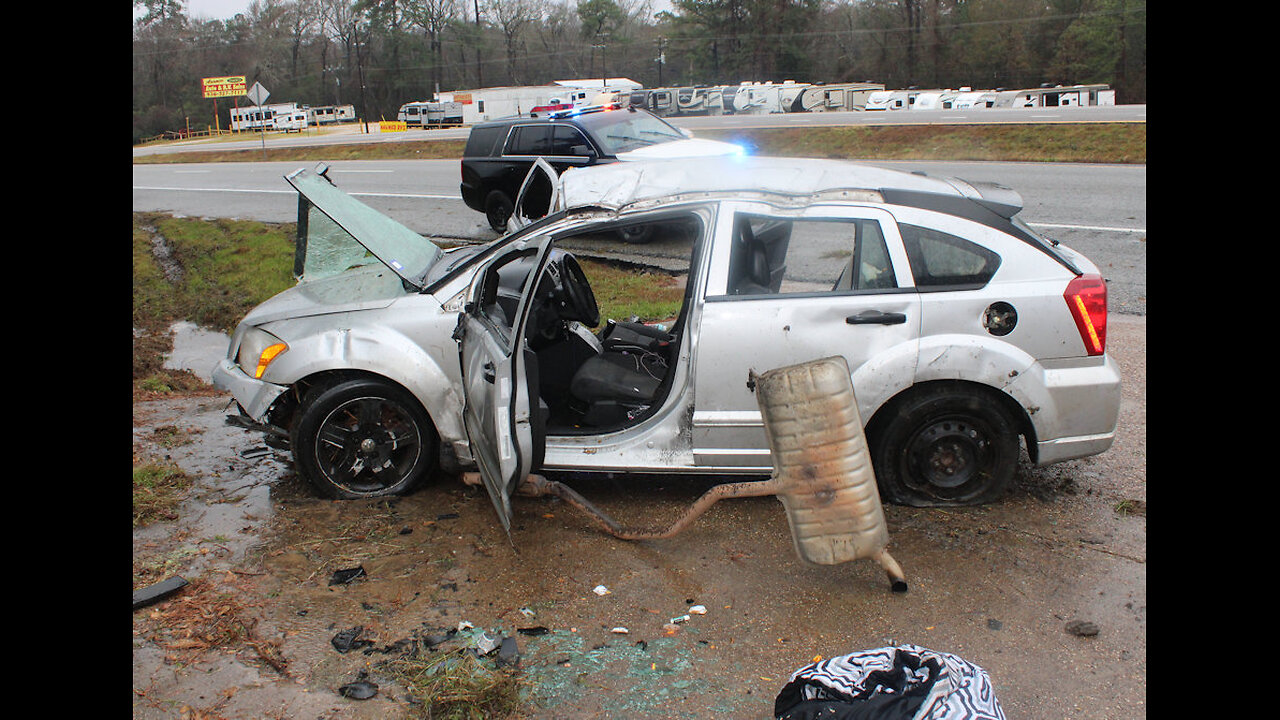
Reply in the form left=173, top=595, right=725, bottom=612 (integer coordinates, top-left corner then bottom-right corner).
left=496, top=636, right=520, bottom=667
left=421, top=628, right=457, bottom=649
left=436, top=512, right=460, bottom=520
left=331, top=626, right=374, bottom=654
left=516, top=626, right=549, bottom=636
left=132, top=576, right=188, bottom=610
left=338, top=680, right=378, bottom=700
left=329, top=566, right=367, bottom=586
left=363, top=638, right=415, bottom=656
left=399, top=526, right=413, bottom=535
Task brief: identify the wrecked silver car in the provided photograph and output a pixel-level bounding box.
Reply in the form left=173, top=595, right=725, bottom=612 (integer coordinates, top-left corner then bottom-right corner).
left=212, top=157, right=1120, bottom=525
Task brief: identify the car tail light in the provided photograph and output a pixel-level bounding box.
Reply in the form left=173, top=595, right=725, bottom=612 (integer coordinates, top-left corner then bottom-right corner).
left=1064, top=274, right=1107, bottom=356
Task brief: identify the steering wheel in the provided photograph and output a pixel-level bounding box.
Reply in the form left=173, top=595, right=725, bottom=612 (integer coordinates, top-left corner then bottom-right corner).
left=558, top=255, right=599, bottom=328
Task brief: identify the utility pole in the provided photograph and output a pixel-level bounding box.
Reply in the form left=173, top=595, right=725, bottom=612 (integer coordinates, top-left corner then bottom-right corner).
left=474, top=0, right=483, bottom=87
left=656, top=36, right=667, bottom=86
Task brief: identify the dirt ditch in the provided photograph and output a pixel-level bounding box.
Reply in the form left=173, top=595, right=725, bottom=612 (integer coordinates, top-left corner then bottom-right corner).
left=132, top=316, right=1145, bottom=719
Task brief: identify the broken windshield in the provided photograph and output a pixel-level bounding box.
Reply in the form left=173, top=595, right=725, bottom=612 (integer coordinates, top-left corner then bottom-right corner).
left=287, top=165, right=443, bottom=288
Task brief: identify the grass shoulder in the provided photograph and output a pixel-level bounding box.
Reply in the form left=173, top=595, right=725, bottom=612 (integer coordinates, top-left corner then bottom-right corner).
left=133, top=123, right=1144, bottom=165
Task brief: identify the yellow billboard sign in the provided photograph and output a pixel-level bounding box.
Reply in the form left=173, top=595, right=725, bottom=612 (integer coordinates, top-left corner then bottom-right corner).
left=202, top=76, right=247, bottom=99
left=380, top=121, right=407, bottom=132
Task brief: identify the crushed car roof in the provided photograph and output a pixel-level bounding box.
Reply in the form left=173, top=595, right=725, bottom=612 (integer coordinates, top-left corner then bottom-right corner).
left=555, top=155, right=1023, bottom=219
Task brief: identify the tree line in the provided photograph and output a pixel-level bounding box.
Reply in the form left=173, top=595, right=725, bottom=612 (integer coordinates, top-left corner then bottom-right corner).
left=133, top=0, right=1146, bottom=143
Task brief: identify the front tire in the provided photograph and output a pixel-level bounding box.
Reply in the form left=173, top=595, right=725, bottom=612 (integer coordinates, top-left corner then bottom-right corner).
left=291, top=378, right=437, bottom=499
left=871, top=385, right=1019, bottom=507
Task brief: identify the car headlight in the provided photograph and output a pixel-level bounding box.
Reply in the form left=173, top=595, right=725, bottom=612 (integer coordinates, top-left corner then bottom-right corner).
left=236, top=327, right=289, bottom=380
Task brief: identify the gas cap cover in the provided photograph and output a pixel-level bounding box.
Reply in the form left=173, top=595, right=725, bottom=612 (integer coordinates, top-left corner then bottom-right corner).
left=983, top=302, right=1017, bottom=336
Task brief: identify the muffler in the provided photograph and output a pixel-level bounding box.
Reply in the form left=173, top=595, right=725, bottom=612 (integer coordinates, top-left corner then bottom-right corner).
left=496, top=356, right=906, bottom=592
left=750, top=356, right=906, bottom=592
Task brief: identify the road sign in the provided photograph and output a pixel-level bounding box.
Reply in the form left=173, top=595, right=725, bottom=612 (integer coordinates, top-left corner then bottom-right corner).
left=202, top=76, right=246, bottom=99
left=246, top=81, right=270, bottom=106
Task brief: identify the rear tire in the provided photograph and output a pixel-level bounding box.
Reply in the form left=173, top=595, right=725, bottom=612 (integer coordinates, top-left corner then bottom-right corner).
left=290, top=377, right=437, bottom=499
left=871, top=385, right=1019, bottom=506
left=485, top=191, right=513, bottom=233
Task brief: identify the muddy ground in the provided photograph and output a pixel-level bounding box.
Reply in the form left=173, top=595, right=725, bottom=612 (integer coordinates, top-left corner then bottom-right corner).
left=132, top=316, right=1145, bottom=720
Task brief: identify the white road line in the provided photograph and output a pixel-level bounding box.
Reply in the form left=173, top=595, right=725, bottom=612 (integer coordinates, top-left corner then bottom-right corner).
left=133, top=186, right=1143, bottom=232
left=1027, top=221, right=1145, bottom=234
left=133, top=186, right=460, bottom=200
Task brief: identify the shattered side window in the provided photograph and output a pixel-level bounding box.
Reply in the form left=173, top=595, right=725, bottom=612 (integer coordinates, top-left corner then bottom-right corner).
left=723, top=215, right=898, bottom=296
left=296, top=200, right=380, bottom=281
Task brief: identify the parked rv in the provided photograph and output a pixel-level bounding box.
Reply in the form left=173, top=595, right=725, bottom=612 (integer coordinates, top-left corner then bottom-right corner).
left=797, top=83, right=885, bottom=112
left=308, top=104, right=356, bottom=125
left=397, top=101, right=464, bottom=128
left=729, top=81, right=811, bottom=114
left=230, top=102, right=308, bottom=132
left=865, top=90, right=912, bottom=110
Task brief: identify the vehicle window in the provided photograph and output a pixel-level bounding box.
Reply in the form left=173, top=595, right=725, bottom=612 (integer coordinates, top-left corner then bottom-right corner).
left=551, top=126, right=593, bottom=156
left=898, top=223, right=1000, bottom=288
left=464, top=125, right=505, bottom=157
left=577, top=109, right=684, bottom=154
left=478, top=250, right=540, bottom=341
left=505, top=125, right=554, bottom=156
left=723, top=214, right=897, bottom=297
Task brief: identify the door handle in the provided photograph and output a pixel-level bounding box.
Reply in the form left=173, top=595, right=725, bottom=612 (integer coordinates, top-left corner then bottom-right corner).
left=482, top=361, right=496, bottom=383
left=846, top=310, right=907, bottom=325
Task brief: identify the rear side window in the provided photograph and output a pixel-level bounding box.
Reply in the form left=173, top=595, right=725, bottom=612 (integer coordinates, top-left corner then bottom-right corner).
left=464, top=126, right=505, bottom=157
left=898, top=223, right=1000, bottom=289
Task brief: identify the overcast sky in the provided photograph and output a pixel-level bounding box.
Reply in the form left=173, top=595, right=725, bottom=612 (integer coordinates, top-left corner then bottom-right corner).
left=185, top=0, right=251, bottom=19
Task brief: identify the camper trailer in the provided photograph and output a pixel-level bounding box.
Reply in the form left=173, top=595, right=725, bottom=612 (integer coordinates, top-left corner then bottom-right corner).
left=438, top=79, right=640, bottom=124
left=229, top=102, right=307, bottom=132
left=952, top=91, right=996, bottom=109
left=797, top=83, right=885, bottom=112
left=676, top=86, right=723, bottom=115
left=307, top=104, right=356, bottom=124
left=865, top=90, right=912, bottom=110
left=730, top=81, right=811, bottom=114
left=397, top=101, right=464, bottom=128
left=912, top=90, right=962, bottom=110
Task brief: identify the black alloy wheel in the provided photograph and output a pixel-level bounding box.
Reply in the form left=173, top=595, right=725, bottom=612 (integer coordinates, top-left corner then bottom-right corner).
left=291, top=378, right=437, bottom=499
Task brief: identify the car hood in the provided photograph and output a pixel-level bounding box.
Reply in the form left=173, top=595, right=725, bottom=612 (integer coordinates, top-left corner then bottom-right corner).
left=614, top=137, right=745, bottom=161
left=242, top=263, right=409, bottom=326
left=287, top=164, right=444, bottom=290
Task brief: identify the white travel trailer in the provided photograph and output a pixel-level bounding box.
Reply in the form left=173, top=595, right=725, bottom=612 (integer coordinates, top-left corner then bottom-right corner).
left=952, top=91, right=996, bottom=109
left=797, top=83, right=885, bottom=112
left=229, top=102, right=307, bottom=132
left=676, top=86, right=724, bottom=115
left=865, top=90, right=912, bottom=110
left=911, top=90, right=961, bottom=110
left=730, top=81, right=811, bottom=114
left=991, top=84, right=1113, bottom=108
left=307, top=104, right=356, bottom=124
left=438, top=79, right=640, bottom=124
left=397, top=101, right=464, bottom=127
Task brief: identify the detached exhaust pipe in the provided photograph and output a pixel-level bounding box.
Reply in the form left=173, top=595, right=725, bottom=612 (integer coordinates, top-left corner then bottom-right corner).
left=492, top=356, right=906, bottom=592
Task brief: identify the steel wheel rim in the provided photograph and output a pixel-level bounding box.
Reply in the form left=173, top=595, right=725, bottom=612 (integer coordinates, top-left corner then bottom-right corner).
left=314, top=395, right=422, bottom=494
left=904, top=417, right=992, bottom=491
